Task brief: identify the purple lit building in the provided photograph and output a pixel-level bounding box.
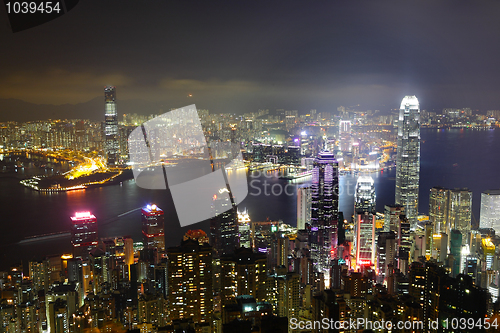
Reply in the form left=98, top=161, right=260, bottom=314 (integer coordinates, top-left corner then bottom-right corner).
left=309, top=150, right=339, bottom=279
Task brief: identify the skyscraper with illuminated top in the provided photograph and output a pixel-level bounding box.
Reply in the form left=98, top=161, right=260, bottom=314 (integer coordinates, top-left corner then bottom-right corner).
left=310, top=150, right=339, bottom=277
left=141, top=204, right=165, bottom=253
left=104, top=86, right=119, bottom=165
left=71, top=212, right=98, bottom=260
left=395, top=95, right=420, bottom=227
left=210, top=188, right=239, bottom=258
left=354, top=176, right=376, bottom=268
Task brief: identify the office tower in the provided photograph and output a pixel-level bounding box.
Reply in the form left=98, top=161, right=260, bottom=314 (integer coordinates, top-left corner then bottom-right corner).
left=450, top=230, right=462, bottom=277
left=480, top=190, right=500, bottom=234
left=220, top=247, right=268, bottom=305
left=70, top=212, right=98, bottom=260
left=429, top=187, right=449, bottom=234
left=104, top=86, right=119, bottom=165
left=354, top=176, right=376, bottom=268
left=430, top=187, right=472, bottom=246
left=141, top=204, right=165, bottom=253
left=310, top=150, right=339, bottom=276
left=297, top=186, right=311, bottom=230
left=395, top=95, right=420, bottom=226
left=237, top=208, right=251, bottom=248
left=482, top=238, right=495, bottom=269
left=397, top=215, right=411, bottom=272
left=276, top=232, right=290, bottom=268
left=210, top=190, right=239, bottom=258
left=448, top=188, right=472, bottom=246
left=377, top=231, right=396, bottom=284
left=167, top=239, right=212, bottom=324
left=384, top=204, right=404, bottom=233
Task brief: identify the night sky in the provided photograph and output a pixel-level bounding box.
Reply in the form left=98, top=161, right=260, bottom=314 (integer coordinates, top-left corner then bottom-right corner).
left=2, top=1, right=500, bottom=113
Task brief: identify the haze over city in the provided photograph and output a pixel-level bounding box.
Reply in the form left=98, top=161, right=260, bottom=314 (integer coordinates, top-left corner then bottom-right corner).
left=2, top=1, right=500, bottom=333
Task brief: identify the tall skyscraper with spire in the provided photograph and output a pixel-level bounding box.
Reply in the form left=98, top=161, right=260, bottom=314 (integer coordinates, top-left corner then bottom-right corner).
left=309, top=150, right=339, bottom=277
left=104, top=86, right=119, bottom=165
left=395, top=96, right=420, bottom=227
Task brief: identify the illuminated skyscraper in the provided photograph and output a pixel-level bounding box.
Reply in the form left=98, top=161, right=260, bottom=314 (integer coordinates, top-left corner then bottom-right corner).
left=141, top=204, right=165, bottom=253
left=297, top=186, right=311, bottom=230
left=429, top=187, right=449, bottom=234
left=70, top=212, right=98, bottom=260
left=448, top=188, right=472, bottom=246
left=383, top=204, right=404, bottom=233
left=479, top=190, right=500, bottom=234
left=104, top=86, right=119, bottom=165
left=429, top=187, right=472, bottom=246
left=354, top=176, right=376, bottom=268
left=310, top=150, right=339, bottom=276
left=237, top=208, right=251, bottom=248
left=395, top=95, right=420, bottom=227
left=167, top=239, right=213, bottom=324
left=210, top=189, right=239, bottom=258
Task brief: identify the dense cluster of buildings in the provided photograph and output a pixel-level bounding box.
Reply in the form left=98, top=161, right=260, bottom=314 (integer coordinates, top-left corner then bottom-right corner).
left=1, top=93, right=500, bottom=332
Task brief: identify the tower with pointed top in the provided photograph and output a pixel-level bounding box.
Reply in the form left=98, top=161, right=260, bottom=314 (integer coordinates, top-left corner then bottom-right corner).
left=395, top=96, right=420, bottom=227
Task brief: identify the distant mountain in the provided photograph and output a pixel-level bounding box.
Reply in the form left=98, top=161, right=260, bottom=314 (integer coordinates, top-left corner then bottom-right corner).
left=0, top=98, right=166, bottom=122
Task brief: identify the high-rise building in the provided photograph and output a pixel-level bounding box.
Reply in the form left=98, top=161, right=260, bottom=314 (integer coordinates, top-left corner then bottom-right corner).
left=429, top=187, right=472, bottom=246
left=267, top=267, right=300, bottom=319
left=397, top=215, right=411, bottom=273
left=395, top=95, right=420, bottom=227
left=408, top=262, right=441, bottom=325
left=210, top=189, right=239, bottom=258
left=141, top=204, right=165, bottom=253
left=448, top=188, right=472, bottom=246
left=167, top=239, right=213, bottom=324
left=377, top=231, right=396, bottom=284
left=220, top=247, right=268, bottom=306
left=70, top=212, right=98, bottom=260
left=449, top=230, right=462, bottom=277
left=310, top=150, right=339, bottom=276
left=237, top=208, right=251, bottom=248
left=297, top=186, right=311, bottom=230
left=429, top=186, right=449, bottom=234
left=383, top=204, right=404, bottom=233
left=354, top=176, right=376, bottom=269
left=479, top=190, right=500, bottom=234
left=104, top=86, right=119, bottom=165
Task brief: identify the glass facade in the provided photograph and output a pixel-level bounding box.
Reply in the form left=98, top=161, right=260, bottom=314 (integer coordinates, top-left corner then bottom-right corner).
left=395, top=95, right=420, bottom=227
left=310, top=150, right=338, bottom=275
left=104, top=86, right=119, bottom=165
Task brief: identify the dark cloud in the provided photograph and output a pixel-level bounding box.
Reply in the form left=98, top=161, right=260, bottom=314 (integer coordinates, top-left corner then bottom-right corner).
left=1, top=0, right=500, bottom=113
